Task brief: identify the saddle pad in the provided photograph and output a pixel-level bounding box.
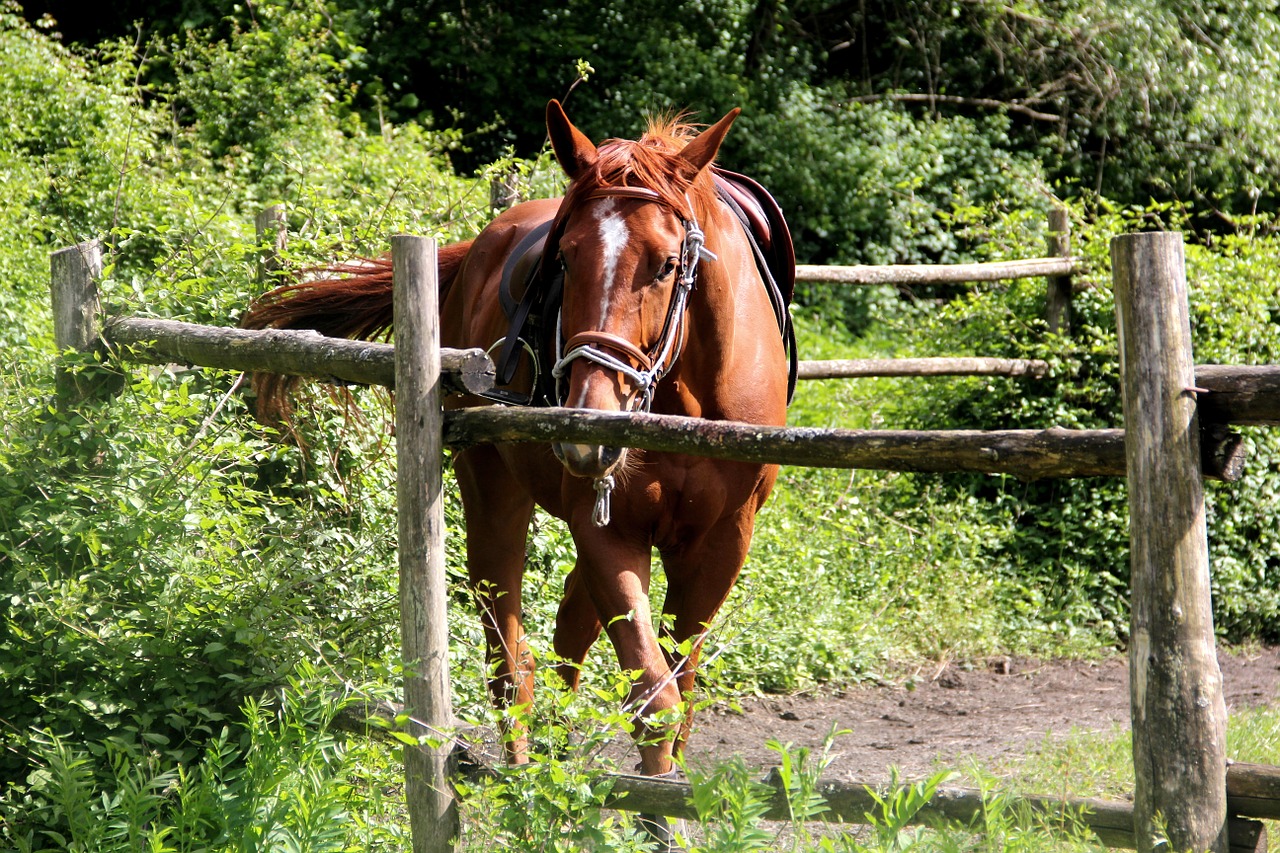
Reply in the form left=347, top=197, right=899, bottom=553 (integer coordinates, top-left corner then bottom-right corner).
left=711, top=167, right=796, bottom=307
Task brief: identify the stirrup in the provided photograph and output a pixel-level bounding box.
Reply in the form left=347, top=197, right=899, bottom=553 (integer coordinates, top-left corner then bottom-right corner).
left=592, top=474, right=615, bottom=527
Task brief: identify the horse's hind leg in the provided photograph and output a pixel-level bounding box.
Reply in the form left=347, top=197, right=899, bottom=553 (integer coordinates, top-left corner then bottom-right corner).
left=552, top=566, right=603, bottom=689
left=453, top=445, right=536, bottom=763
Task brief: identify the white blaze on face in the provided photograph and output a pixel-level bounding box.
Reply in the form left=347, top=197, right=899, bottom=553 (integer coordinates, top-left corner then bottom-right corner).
left=596, top=199, right=629, bottom=319
left=565, top=200, right=631, bottom=411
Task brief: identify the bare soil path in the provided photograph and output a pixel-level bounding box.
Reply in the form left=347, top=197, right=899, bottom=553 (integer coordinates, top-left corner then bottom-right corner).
left=684, top=647, right=1280, bottom=782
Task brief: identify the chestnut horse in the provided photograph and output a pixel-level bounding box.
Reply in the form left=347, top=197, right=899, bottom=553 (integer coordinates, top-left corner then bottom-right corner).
left=244, top=101, right=793, bottom=783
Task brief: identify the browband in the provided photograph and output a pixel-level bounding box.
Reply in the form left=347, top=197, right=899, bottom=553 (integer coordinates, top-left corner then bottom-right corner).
left=586, top=186, right=691, bottom=220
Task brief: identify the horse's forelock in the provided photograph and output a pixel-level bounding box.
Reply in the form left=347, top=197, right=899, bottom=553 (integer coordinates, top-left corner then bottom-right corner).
left=564, top=117, right=719, bottom=219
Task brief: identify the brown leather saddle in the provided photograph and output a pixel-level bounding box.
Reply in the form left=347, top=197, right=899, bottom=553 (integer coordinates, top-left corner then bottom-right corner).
left=491, top=167, right=798, bottom=406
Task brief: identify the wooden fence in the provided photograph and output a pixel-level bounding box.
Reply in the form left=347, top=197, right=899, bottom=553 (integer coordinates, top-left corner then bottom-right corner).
left=791, top=208, right=1074, bottom=380
left=49, top=228, right=1280, bottom=853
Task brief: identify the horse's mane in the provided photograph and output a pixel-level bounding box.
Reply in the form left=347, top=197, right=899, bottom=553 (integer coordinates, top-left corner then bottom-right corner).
left=562, top=114, right=721, bottom=220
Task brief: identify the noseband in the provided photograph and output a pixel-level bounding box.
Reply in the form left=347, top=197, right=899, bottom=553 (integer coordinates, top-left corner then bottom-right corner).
left=550, top=186, right=716, bottom=413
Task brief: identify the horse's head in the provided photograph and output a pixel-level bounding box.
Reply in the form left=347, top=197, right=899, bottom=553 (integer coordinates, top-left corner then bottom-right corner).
left=544, top=99, right=738, bottom=480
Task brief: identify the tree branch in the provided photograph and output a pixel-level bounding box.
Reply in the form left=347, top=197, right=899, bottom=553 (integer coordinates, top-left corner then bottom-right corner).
left=847, top=92, right=1061, bottom=123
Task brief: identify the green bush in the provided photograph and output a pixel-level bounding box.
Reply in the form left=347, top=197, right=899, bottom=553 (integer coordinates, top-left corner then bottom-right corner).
left=0, top=9, right=486, bottom=843
left=4, top=662, right=408, bottom=853
left=886, top=202, right=1280, bottom=643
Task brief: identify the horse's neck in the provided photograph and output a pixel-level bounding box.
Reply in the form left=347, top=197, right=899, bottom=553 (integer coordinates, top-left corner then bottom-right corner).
left=661, top=213, right=785, bottom=421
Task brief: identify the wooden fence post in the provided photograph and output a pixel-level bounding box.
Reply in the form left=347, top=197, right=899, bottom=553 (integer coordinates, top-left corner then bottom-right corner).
left=392, top=235, right=458, bottom=853
left=49, top=240, right=107, bottom=408
left=255, top=204, right=287, bottom=285
left=1045, top=207, right=1072, bottom=334
left=489, top=168, right=521, bottom=212
left=1113, top=232, right=1228, bottom=853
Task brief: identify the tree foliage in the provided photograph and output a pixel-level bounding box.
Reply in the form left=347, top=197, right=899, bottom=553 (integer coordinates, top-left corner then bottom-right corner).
left=23, top=0, right=1280, bottom=254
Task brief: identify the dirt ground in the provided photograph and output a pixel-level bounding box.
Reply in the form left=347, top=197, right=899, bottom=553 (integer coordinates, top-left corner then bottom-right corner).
left=681, top=647, right=1280, bottom=782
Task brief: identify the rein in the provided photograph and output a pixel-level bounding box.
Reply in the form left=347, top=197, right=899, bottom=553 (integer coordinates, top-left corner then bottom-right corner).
left=549, top=185, right=717, bottom=526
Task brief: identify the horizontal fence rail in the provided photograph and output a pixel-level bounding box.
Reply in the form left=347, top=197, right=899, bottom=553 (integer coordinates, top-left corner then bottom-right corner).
left=1194, top=365, right=1280, bottom=426
left=594, top=764, right=1277, bottom=851
left=443, top=407, right=1125, bottom=478
left=795, top=256, right=1078, bottom=286
left=441, top=406, right=1246, bottom=482
left=344, top=697, right=1278, bottom=851
left=103, top=316, right=494, bottom=397
left=798, top=356, right=1050, bottom=380
left=345, top=683, right=1275, bottom=849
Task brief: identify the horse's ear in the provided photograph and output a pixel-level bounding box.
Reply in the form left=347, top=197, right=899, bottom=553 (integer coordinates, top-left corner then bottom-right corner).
left=547, top=99, right=598, bottom=181
left=676, top=107, right=741, bottom=178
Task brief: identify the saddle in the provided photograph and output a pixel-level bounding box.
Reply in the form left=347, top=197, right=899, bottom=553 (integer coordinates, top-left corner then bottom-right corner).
left=492, top=168, right=798, bottom=406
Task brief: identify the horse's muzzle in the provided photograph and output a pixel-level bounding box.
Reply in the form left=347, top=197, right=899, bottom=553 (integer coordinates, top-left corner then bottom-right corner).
left=552, top=442, right=627, bottom=479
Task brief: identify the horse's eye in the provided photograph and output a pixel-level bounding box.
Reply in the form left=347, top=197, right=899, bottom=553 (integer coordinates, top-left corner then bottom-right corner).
left=657, top=257, right=678, bottom=281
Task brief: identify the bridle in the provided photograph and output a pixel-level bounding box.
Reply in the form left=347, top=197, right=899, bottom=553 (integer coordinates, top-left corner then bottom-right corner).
left=548, top=184, right=717, bottom=526
left=550, top=186, right=716, bottom=414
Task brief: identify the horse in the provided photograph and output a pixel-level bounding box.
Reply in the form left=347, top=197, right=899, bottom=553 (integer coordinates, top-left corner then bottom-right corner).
left=243, top=100, right=794, bottom=787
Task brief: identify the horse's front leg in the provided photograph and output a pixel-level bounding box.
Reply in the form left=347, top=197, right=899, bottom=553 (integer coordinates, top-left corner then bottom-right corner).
left=552, top=565, right=603, bottom=690
left=658, top=505, right=761, bottom=759
left=569, top=525, right=682, bottom=776
left=454, top=446, right=537, bottom=763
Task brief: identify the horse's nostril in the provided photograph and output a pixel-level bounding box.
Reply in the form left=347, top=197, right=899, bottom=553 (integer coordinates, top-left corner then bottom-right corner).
left=553, top=443, right=626, bottom=478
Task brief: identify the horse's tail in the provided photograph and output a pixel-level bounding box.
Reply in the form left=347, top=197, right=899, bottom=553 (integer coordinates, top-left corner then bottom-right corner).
left=242, top=239, right=473, bottom=423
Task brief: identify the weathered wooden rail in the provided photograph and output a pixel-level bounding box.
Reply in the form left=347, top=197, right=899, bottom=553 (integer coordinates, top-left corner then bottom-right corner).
left=795, top=255, right=1076, bottom=286
left=601, top=762, right=1280, bottom=851
left=50, top=227, right=1279, bottom=853
left=343, top=693, right=1280, bottom=851
left=440, top=407, right=1251, bottom=482
left=104, top=315, right=494, bottom=396
left=798, top=356, right=1050, bottom=380
left=795, top=206, right=1078, bottom=340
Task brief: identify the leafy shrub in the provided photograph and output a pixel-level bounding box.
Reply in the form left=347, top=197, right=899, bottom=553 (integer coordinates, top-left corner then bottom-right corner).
left=3, top=662, right=406, bottom=852
left=887, top=201, right=1280, bottom=642
left=0, top=9, right=486, bottom=843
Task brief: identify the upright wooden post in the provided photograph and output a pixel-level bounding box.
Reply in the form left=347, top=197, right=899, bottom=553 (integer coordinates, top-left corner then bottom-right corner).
left=49, top=240, right=106, bottom=408
left=392, top=235, right=458, bottom=852
left=255, top=204, right=287, bottom=285
left=489, top=168, right=520, bottom=212
left=1045, top=207, right=1072, bottom=334
left=1113, top=232, right=1228, bottom=853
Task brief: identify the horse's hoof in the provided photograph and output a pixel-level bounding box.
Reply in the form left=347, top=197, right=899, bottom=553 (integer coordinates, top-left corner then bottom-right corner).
left=636, top=813, right=684, bottom=852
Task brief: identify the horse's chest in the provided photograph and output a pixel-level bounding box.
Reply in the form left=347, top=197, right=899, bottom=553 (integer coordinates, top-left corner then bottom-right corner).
left=621, top=455, right=763, bottom=541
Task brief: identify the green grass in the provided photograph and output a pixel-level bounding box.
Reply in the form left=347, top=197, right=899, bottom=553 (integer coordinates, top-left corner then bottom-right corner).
left=976, top=703, right=1280, bottom=852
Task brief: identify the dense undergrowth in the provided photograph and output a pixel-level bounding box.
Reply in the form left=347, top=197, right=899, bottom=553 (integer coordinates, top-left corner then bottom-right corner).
left=1, top=5, right=1278, bottom=850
